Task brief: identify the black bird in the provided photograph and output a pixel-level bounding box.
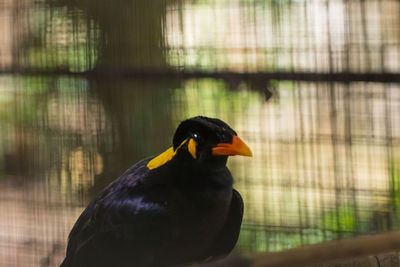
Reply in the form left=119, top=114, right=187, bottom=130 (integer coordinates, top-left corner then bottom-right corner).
left=61, top=116, right=252, bottom=267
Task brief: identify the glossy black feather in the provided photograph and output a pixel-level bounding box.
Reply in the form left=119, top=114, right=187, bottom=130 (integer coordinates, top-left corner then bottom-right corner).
left=61, top=117, right=245, bottom=267
left=206, top=189, right=243, bottom=258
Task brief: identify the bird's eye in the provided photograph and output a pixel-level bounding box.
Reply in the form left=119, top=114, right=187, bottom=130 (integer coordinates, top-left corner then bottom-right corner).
left=191, top=133, right=203, bottom=143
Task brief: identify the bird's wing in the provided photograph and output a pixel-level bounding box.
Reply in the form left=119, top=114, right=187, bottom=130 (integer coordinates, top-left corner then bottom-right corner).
left=207, top=188, right=244, bottom=259
left=62, top=158, right=169, bottom=266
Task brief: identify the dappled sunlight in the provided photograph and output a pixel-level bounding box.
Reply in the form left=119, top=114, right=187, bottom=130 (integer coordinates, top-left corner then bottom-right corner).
left=169, top=78, right=400, bottom=250
left=61, top=147, right=103, bottom=192
left=0, top=0, right=400, bottom=265
left=166, top=0, right=400, bottom=72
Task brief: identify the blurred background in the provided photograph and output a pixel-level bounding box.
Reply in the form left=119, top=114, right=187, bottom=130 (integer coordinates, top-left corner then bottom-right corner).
left=0, top=0, right=399, bottom=266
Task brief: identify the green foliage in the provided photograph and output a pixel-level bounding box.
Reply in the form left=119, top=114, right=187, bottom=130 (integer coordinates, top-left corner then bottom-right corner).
left=23, top=6, right=100, bottom=72
left=0, top=77, right=51, bottom=126
left=237, top=227, right=329, bottom=253
left=390, top=159, right=400, bottom=223
left=172, top=78, right=261, bottom=122
left=318, top=205, right=357, bottom=236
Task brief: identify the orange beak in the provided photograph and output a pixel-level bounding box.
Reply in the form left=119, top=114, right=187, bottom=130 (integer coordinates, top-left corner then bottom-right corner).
left=212, top=136, right=253, bottom=157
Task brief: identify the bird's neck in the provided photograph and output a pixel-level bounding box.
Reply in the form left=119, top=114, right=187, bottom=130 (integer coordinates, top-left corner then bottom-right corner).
left=170, top=154, right=233, bottom=191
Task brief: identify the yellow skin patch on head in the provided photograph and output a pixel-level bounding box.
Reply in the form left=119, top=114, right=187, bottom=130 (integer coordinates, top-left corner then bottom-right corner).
left=147, top=147, right=177, bottom=170
left=147, top=139, right=193, bottom=170
left=188, top=138, right=197, bottom=159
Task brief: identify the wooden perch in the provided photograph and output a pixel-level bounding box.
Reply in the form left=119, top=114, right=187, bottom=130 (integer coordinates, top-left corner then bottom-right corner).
left=252, top=231, right=400, bottom=267
left=197, top=232, right=400, bottom=267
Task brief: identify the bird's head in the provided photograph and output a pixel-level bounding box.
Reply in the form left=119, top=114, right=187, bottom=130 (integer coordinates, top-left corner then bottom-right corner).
left=147, top=116, right=252, bottom=170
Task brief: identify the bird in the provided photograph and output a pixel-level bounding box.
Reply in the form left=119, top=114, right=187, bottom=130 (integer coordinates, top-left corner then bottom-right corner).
left=60, top=116, right=252, bottom=267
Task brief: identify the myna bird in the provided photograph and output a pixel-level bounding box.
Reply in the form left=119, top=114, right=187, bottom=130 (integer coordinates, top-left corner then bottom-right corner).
left=60, top=116, right=252, bottom=267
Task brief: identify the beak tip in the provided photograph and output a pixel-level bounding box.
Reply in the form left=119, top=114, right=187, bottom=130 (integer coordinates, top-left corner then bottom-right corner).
left=243, top=147, right=253, bottom=157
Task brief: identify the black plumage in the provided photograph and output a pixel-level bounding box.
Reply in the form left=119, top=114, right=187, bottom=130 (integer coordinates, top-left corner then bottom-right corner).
left=61, top=116, right=252, bottom=267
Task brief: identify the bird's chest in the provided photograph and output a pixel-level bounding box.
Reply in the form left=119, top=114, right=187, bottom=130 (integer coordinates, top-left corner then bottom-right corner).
left=165, top=188, right=232, bottom=254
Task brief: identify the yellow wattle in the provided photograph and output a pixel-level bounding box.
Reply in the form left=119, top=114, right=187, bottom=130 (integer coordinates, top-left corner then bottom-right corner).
left=147, top=139, right=189, bottom=170
left=188, top=139, right=197, bottom=159
left=147, top=147, right=177, bottom=170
